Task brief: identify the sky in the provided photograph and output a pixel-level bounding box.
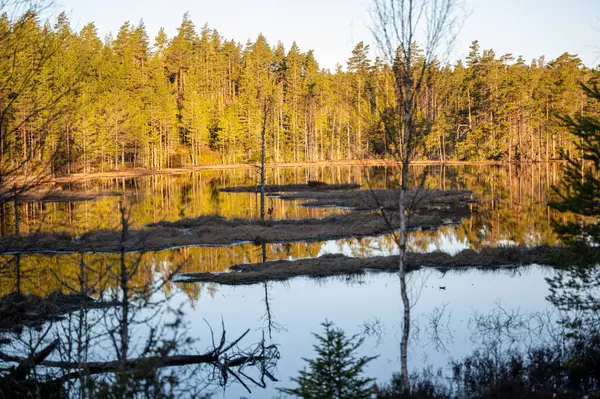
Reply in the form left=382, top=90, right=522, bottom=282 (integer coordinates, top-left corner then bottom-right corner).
left=53, top=0, right=600, bottom=70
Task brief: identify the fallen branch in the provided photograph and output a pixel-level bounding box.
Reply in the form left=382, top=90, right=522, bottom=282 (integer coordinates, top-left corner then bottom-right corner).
left=1, top=327, right=280, bottom=394
left=10, top=339, right=59, bottom=381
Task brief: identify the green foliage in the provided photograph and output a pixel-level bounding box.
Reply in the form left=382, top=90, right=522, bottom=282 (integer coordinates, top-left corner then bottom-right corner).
left=280, top=320, right=377, bottom=398
left=550, top=84, right=600, bottom=247
left=377, top=336, right=600, bottom=398
left=0, top=8, right=597, bottom=173
left=547, top=84, right=600, bottom=334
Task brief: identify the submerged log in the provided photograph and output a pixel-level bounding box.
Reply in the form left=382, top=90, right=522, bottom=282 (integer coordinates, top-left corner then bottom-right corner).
left=0, top=339, right=64, bottom=398
left=0, top=327, right=279, bottom=394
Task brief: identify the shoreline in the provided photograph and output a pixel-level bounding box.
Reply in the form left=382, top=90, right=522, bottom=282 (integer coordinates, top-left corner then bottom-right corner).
left=0, top=209, right=468, bottom=255
left=173, top=246, right=571, bottom=286
left=0, top=189, right=473, bottom=254
left=46, top=159, right=565, bottom=184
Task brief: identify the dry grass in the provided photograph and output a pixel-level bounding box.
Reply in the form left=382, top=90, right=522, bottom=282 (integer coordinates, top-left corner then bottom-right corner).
left=220, top=181, right=361, bottom=193
left=0, top=188, right=123, bottom=203
left=278, top=189, right=475, bottom=210
left=0, top=208, right=468, bottom=254
left=0, top=189, right=474, bottom=254
left=175, top=246, right=572, bottom=285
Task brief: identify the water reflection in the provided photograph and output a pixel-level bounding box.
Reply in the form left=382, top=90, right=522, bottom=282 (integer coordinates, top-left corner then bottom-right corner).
left=0, top=230, right=471, bottom=299
left=0, top=164, right=568, bottom=299
left=181, top=265, right=560, bottom=398
left=0, top=209, right=281, bottom=398
left=0, top=164, right=565, bottom=248
left=0, top=163, right=576, bottom=397
left=0, top=253, right=574, bottom=397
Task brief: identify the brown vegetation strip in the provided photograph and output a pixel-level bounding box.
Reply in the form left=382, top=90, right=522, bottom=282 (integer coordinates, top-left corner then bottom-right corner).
left=278, top=189, right=475, bottom=210
left=220, top=181, right=361, bottom=193
left=0, top=189, right=472, bottom=254
left=174, top=246, right=574, bottom=286
left=0, top=188, right=124, bottom=203
left=0, top=206, right=469, bottom=254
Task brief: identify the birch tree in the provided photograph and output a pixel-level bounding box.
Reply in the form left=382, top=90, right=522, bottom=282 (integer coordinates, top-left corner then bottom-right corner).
left=371, top=0, right=462, bottom=390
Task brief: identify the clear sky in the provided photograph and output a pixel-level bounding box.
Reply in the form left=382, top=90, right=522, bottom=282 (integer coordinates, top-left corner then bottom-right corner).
left=53, top=0, right=599, bottom=70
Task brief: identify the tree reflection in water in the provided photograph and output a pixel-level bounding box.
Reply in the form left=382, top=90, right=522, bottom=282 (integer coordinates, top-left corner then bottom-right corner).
left=0, top=163, right=591, bottom=397
left=0, top=203, right=280, bottom=398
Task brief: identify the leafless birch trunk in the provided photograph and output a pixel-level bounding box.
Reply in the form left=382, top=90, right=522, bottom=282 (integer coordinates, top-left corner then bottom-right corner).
left=371, top=0, right=461, bottom=390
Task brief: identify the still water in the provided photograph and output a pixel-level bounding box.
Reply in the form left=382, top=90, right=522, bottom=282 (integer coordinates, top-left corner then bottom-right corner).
left=0, top=164, right=568, bottom=397
left=183, top=265, right=559, bottom=398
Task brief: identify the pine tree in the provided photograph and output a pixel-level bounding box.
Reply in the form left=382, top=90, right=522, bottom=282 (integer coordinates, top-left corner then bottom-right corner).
left=547, top=84, right=600, bottom=333
left=0, top=6, right=597, bottom=171
left=347, top=42, right=372, bottom=158
left=284, top=42, right=304, bottom=161
left=279, top=320, right=377, bottom=399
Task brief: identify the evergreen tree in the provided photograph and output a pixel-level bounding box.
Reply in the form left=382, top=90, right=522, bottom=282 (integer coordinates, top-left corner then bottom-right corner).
left=347, top=42, right=373, bottom=158
left=280, top=320, right=377, bottom=399
left=283, top=42, right=304, bottom=161
left=0, top=8, right=597, bottom=172
left=548, top=84, right=600, bottom=334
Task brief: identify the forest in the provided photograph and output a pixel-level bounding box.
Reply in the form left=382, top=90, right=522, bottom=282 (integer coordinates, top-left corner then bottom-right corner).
left=1, top=1, right=600, bottom=396
left=1, top=10, right=599, bottom=175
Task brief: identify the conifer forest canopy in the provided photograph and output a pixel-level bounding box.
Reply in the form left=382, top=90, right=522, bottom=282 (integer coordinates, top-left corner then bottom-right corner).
left=0, top=10, right=598, bottom=175
left=2, top=2, right=600, bottom=397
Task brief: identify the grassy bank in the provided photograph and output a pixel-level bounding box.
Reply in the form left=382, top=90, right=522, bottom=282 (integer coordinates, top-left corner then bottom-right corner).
left=0, top=189, right=473, bottom=254
left=174, top=246, right=572, bottom=286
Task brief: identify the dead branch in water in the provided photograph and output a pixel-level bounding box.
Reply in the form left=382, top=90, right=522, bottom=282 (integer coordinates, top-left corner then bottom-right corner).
left=0, top=323, right=279, bottom=394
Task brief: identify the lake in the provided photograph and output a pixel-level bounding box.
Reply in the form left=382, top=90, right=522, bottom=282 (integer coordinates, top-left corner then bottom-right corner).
left=0, top=163, right=570, bottom=398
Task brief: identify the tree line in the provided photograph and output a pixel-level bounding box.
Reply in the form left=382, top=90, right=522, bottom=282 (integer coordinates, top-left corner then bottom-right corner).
left=1, top=11, right=598, bottom=174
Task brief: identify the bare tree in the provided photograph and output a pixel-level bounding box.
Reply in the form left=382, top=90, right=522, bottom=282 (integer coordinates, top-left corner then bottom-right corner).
left=0, top=201, right=280, bottom=397
left=370, top=0, right=462, bottom=390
